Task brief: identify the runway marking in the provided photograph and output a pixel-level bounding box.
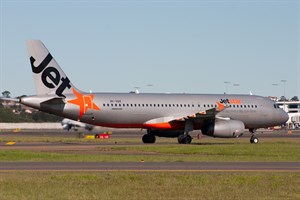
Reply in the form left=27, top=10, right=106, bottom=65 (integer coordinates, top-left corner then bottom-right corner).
left=1, top=169, right=300, bottom=173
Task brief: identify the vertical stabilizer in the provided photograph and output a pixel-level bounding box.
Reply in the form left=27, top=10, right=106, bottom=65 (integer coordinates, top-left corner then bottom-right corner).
left=27, top=40, right=78, bottom=97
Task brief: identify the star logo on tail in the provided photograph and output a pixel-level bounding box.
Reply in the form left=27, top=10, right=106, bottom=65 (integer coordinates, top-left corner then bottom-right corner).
left=67, top=89, right=100, bottom=118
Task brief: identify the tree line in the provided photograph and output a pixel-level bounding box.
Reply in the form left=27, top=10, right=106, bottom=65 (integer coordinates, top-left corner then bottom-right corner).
left=1, top=91, right=62, bottom=122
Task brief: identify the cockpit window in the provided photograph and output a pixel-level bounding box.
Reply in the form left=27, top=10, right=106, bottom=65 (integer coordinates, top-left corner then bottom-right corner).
left=274, top=104, right=280, bottom=109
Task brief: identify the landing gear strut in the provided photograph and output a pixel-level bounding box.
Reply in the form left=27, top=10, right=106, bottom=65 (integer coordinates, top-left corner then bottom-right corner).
left=178, top=120, right=193, bottom=144
left=249, top=129, right=259, bottom=144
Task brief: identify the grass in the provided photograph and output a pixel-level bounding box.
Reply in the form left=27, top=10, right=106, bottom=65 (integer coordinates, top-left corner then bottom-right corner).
left=0, top=138, right=300, bottom=162
left=0, top=172, right=299, bottom=200
left=1, top=134, right=300, bottom=199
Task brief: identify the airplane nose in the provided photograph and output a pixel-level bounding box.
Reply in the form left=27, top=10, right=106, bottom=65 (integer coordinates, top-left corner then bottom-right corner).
left=281, top=111, right=289, bottom=124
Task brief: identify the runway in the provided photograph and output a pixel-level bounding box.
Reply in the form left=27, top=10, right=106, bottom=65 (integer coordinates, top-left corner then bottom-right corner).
left=1, top=129, right=299, bottom=172
left=1, top=129, right=300, bottom=139
left=1, top=162, right=300, bottom=172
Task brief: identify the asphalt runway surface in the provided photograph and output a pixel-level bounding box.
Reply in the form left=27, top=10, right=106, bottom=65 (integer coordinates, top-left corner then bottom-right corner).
left=1, top=162, right=300, bottom=172
left=1, top=129, right=300, bottom=172
left=1, top=128, right=300, bottom=138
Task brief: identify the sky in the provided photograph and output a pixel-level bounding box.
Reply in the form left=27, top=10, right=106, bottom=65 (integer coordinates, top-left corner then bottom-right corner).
left=0, top=0, right=299, bottom=99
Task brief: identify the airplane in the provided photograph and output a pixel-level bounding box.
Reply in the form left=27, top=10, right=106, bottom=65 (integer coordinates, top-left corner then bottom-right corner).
left=61, top=118, right=93, bottom=131
left=16, top=40, right=288, bottom=144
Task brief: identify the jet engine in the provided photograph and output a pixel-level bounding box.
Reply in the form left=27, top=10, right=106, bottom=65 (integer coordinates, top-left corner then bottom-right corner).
left=201, top=120, right=244, bottom=138
left=62, top=123, right=72, bottom=131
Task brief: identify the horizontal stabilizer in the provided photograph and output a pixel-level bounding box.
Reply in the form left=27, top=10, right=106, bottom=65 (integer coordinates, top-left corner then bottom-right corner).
left=0, top=97, right=20, bottom=102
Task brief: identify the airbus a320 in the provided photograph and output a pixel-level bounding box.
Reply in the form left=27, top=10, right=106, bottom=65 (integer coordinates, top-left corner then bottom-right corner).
left=15, top=40, right=289, bottom=144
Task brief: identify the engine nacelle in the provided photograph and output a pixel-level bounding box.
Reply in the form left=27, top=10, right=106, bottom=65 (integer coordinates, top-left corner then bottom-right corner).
left=201, top=120, right=244, bottom=138
left=62, top=124, right=71, bottom=130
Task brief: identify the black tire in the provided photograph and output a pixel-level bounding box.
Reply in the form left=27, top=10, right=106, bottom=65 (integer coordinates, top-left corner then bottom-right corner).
left=250, top=136, right=259, bottom=144
left=142, top=134, right=156, bottom=143
left=185, top=135, right=192, bottom=144
left=178, top=134, right=185, bottom=144
left=178, top=134, right=192, bottom=144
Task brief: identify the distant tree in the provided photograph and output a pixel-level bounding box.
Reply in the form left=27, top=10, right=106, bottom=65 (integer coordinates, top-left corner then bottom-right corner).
left=279, top=96, right=288, bottom=101
left=291, top=96, right=299, bottom=101
left=2, top=90, right=11, bottom=98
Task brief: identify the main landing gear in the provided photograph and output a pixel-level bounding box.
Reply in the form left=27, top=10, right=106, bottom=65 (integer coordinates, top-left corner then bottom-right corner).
left=178, top=134, right=192, bottom=144
left=249, top=129, right=259, bottom=144
left=178, top=120, right=193, bottom=144
left=142, top=133, right=156, bottom=143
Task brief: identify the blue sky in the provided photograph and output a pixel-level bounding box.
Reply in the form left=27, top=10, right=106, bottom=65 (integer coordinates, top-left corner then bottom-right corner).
left=0, top=0, right=299, bottom=99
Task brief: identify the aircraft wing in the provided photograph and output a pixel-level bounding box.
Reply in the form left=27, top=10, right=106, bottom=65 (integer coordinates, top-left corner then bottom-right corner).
left=143, top=102, right=228, bottom=129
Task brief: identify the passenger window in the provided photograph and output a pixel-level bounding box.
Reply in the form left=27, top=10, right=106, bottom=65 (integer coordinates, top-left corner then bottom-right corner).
left=107, top=104, right=109, bottom=107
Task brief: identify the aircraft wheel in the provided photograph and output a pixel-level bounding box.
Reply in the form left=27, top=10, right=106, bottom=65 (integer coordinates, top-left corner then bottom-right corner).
left=178, top=134, right=185, bottom=144
left=178, top=134, right=192, bottom=144
left=142, top=134, right=156, bottom=144
left=250, top=136, right=259, bottom=144
left=185, top=135, right=192, bottom=144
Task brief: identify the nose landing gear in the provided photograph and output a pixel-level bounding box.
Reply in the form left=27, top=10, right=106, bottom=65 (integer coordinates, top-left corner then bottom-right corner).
left=249, top=129, right=259, bottom=144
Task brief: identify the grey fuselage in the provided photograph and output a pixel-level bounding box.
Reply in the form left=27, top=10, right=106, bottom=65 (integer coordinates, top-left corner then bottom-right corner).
left=21, top=92, right=289, bottom=130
